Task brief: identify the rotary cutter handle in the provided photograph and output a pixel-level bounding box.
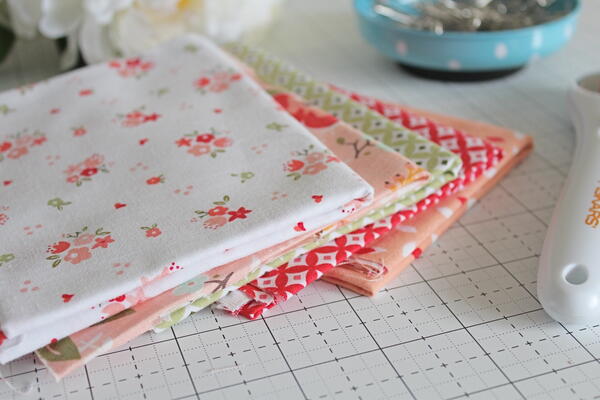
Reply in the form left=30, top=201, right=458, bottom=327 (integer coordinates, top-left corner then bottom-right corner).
left=538, top=72, right=600, bottom=325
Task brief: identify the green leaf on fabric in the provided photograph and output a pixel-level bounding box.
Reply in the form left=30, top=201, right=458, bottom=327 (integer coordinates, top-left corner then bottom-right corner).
left=92, top=307, right=136, bottom=327
left=37, top=337, right=81, bottom=362
left=169, top=307, right=186, bottom=324
left=0, top=24, right=15, bottom=64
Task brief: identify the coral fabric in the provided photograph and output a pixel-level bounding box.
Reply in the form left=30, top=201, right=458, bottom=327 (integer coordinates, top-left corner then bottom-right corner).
left=323, top=94, right=533, bottom=296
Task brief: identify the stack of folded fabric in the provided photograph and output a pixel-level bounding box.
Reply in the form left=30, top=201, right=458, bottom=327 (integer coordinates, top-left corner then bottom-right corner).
left=0, top=34, right=532, bottom=381
left=0, top=35, right=376, bottom=365
left=206, top=45, right=533, bottom=318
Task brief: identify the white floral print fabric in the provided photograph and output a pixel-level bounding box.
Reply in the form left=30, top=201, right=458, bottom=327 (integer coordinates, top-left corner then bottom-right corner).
left=0, top=35, right=373, bottom=363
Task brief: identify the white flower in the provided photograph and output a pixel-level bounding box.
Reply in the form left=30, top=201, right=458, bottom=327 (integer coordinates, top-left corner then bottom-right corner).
left=5, top=0, right=284, bottom=68
left=108, top=0, right=205, bottom=58
left=6, top=0, right=42, bottom=39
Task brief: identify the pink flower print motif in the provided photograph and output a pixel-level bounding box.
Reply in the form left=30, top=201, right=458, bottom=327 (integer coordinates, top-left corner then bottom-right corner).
left=175, top=138, right=192, bottom=147
left=23, top=224, right=43, bottom=235
left=0, top=141, right=11, bottom=152
left=195, top=68, right=242, bottom=94
left=92, top=235, right=114, bottom=249
left=83, top=154, right=104, bottom=168
left=48, top=241, right=71, bottom=254
left=143, top=113, right=160, bottom=122
left=177, top=128, right=232, bottom=158
left=119, top=108, right=161, bottom=127
left=227, top=207, right=252, bottom=222
left=195, top=196, right=252, bottom=230
left=72, top=126, right=87, bottom=137
left=81, top=167, right=98, bottom=177
left=7, top=146, right=27, bottom=159
left=209, top=81, right=229, bottom=93
left=303, top=162, right=327, bottom=175
left=213, top=137, right=233, bottom=148
left=146, top=174, right=165, bottom=185
left=32, top=136, right=47, bottom=146
left=46, top=226, right=112, bottom=267
left=188, top=144, right=211, bottom=157
left=141, top=224, right=161, bottom=238
left=84, top=154, right=104, bottom=168
left=195, top=77, right=210, bottom=89
left=306, top=152, right=325, bottom=164
left=14, top=134, right=33, bottom=147
left=204, top=216, right=227, bottom=230
left=73, top=233, right=94, bottom=246
left=0, top=130, right=46, bottom=162
left=196, top=133, right=214, bottom=143
left=109, top=57, right=154, bottom=78
left=285, top=160, right=304, bottom=172
left=208, top=206, right=228, bottom=216
left=65, top=154, right=109, bottom=186
left=285, top=144, right=332, bottom=180
left=19, top=280, right=40, bottom=293
left=64, top=163, right=82, bottom=176
left=122, top=110, right=144, bottom=127
left=112, top=262, right=131, bottom=276
left=63, top=247, right=92, bottom=265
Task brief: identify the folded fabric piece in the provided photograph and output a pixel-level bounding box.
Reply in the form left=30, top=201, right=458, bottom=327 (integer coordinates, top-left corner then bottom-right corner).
left=323, top=94, right=533, bottom=295
left=0, top=35, right=376, bottom=364
left=216, top=91, right=510, bottom=319
left=35, top=83, right=432, bottom=380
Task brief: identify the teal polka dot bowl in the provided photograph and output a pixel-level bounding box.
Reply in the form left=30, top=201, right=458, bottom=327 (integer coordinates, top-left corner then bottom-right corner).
left=354, top=0, right=581, bottom=79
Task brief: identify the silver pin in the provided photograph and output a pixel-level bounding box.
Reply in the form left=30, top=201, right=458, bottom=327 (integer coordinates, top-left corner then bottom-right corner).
left=373, top=0, right=573, bottom=33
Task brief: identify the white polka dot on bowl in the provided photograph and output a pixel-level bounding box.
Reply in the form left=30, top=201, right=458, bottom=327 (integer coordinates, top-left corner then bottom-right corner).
left=495, top=43, right=508, bottom=59
left=395, top=40, right=408, bottom=55
left=448, top=59, right=461, bottom=70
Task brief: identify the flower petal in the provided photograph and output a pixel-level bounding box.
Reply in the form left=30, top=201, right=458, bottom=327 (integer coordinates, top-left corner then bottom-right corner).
left=39, top=0, right=83, bottom=38
left=6, top=0, right=42, bottom=39
left=84, top=0, right=132, bottom=25
left=79, top=15, right=117, bottom=64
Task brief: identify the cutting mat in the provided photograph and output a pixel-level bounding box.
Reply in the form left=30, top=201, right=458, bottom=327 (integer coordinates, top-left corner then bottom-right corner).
left=2, top=0, right=600, bottom=399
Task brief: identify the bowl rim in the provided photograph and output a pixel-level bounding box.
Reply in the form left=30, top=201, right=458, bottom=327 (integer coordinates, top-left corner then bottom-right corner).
left=355, top=0, right=581, bottom=38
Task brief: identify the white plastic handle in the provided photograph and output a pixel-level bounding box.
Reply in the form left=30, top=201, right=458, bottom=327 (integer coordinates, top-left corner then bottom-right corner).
left=538, top=72, right=600, bottom=325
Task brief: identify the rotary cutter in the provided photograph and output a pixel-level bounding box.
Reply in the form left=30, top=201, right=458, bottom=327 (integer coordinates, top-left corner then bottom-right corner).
left=538, top=72, right=600, bottom=325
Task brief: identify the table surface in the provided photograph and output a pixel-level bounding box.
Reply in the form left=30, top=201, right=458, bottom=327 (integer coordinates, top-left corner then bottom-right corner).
left=1, top=1, right=600, bottom=399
